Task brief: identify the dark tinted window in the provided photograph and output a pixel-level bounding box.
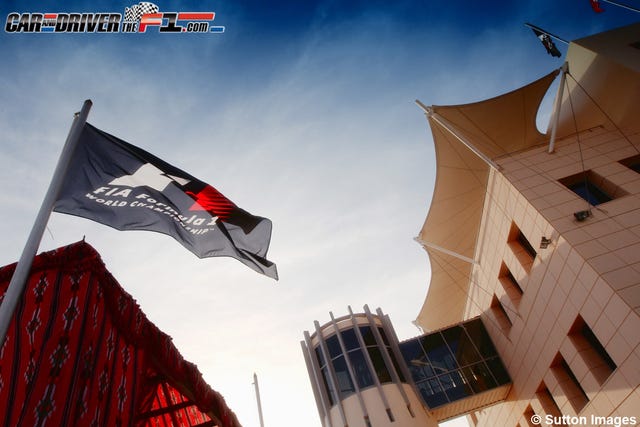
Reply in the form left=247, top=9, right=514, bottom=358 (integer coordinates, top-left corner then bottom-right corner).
left=442, top=325, right=482, bottom=367
left=348, top=349, right=374, bottom=389
left=321, top=367, right=336, bottom=405
left=463, top=319, right=498, bottom=358
left=340, top=328, right=360, bottom=351
left=359, top=326, right=376, bottom=346
left=486, top=357, right=510, bottom=385
left=421, top=333, right=457, bottom=372
left=568, top=181, right=611, bottom=205
left=400, top=318, right=512, bottom=409
left=332, top=356, right=355, bottom=397
left=463, top=362, right=497, bottom=393
left=559, top=171, right=619, bottom=206
left=440, top=371, right=472, bottom=401
left=368, top=347, right=391, bottom=383
left=325, top=335, right=342, bottom=359
left=400, top=340, right=433, bottom=380
left=418, top=378, right=448, bottom=408
left=378, top=327, right=390, bottom=346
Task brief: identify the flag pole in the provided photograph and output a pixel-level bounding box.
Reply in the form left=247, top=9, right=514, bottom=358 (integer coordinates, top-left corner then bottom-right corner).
left=253, top=373, right=265, bottom=427
left=524, top=22, right=569, bottom=45
left=0, top=99, right=92, bottom=347
left=548, top=62, right=569, bottom=153
left=601, top=0, right=640, bottom=13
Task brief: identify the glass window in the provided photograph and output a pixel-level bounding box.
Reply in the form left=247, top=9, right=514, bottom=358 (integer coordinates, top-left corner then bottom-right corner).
left=367, top=346, right=391, bottom=383
left=559, top=171, right=620, bottom=206
left=387, top=346, right=406, bottom=382
left=462, top=362, right=497, bottom=393
left=463, top=319, right=498, bottom=359
left=321, top=367, right=336, bottom=406
left=485, top=357, right=511, bottom=385
left=332, top=355, right=355, bottom=398
left=348, top=349, right=374, bottom=389
left=359, top=326, right=376, bottom=346
left=442, top=325, right=482, bottom=367
left=400, top=340, right=434, bottom=380
left=400, top=318, right=513, bottom=410
left=378, top=327, right=390, bottom=346
left=417, top=378, right=448, bottom=408
left=340, top=328, right=360, bottom=351
left=421, top=333, right=457, bottom=373
left=567, top=180, right=611, bottom=205
left=325, top=334, right=342, bottom=359
left=401, top=340, right=428, bottom=379
left=439, top=371, right=472, bottom=401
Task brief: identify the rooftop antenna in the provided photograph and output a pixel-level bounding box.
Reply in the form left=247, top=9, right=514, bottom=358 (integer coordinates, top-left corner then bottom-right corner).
left=253, top=373, right=265, bottom=427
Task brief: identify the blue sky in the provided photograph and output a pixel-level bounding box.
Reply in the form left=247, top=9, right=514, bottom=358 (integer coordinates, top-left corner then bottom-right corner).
left=1, top=1, right=638, bottom=426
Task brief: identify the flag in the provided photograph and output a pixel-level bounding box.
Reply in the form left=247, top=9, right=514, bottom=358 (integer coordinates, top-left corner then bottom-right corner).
left=53, top=123, right=278, bottom=279
left=590, top=0, right=605, bottom=12
left=532, top=28, right=562, bottom=58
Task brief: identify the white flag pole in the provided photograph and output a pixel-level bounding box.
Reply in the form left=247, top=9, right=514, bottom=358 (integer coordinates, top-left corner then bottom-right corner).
left=601, top=0, right=640, bottom=13
left=0, top=99, right=92, bottom=346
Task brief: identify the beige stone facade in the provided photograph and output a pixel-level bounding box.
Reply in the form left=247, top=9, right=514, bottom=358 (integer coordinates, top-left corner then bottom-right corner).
left=464, top=126, right=640, bottom=426
left=415, top=23, right=640, bottom=427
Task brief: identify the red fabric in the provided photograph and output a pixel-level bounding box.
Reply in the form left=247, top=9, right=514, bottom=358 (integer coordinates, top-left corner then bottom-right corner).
left=0, top=241, right=241, bottom=427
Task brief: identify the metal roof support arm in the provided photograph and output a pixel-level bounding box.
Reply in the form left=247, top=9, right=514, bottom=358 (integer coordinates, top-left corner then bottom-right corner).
left=413, top=237, right=478, bottom=265
left=415, top=100, right=500, bottom=170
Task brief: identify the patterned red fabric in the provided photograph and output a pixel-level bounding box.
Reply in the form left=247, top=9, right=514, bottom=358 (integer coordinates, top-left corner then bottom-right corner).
left=0, top=241, right=241, bottom=427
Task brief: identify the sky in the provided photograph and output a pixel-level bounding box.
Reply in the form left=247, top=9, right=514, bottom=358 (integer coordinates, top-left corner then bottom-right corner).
left=0, top=1, right=637, bottom=426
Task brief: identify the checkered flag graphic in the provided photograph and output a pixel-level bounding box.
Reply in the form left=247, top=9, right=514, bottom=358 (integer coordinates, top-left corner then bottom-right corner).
left=124, top=2, right=159, bottom=22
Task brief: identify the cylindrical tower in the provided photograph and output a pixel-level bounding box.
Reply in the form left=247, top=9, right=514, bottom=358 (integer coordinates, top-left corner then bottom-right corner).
left=301, top=305, right=437, bottom=427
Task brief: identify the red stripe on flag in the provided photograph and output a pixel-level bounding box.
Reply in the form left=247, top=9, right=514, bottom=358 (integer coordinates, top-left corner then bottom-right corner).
left=177, top=12, right=215, bottom=20
left=590, top=0, right=605, bottom=12
left=186, top=185, right=235, bottom=221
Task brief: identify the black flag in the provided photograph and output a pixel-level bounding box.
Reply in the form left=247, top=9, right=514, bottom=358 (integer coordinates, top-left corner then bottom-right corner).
left=532, top=28, right=562, bottom=57
left=54, top=123, right=278, bottom=279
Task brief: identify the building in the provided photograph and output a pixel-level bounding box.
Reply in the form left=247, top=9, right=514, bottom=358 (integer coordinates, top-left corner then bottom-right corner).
left=302, top=23, right=640, bottom=427
left=0, top=241, right=241, bottom=427
left=301, top=306, right=514, bottom=427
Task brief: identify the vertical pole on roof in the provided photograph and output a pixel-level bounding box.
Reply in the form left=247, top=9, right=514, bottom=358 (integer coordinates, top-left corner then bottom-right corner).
left=548, top=62, right=569, bottom=153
